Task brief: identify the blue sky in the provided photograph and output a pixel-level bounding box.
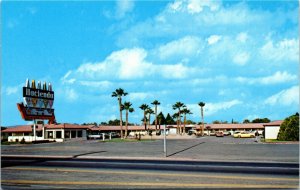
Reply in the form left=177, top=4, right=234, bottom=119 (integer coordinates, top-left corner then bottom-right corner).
left=2, top=0, right=299, bottom=126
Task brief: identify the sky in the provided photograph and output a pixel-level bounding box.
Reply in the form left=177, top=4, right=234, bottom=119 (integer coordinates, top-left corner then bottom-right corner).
left=1, top=0, right=299, bottom=126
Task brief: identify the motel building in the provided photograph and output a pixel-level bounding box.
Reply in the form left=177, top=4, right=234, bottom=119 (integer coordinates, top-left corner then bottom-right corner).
left=1, top=123, right=93, bottom=143
left=1, top=121, right=283, bottom=142
left=263, top=120, right=284, bottom=140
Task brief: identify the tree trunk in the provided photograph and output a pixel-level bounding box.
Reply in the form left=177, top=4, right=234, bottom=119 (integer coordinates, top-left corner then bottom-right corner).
left=155, top=106, right=157, bottom=133
left=125, top=110, right=128, bottom=138
left=201, top=107, right=204, bottom=136
left=176, top=115, right=178, bottom=134
left=148, top=114, right=151, bottom=134
left=144, top=112, right=147, bottom=131
left=184, top=114, right=186, bottom=135
left=119, top=98, right=123, bottom=139
left=178, top=111, right=181, bottom=135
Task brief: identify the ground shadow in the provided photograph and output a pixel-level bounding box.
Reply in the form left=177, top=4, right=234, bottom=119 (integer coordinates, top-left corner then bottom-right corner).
left=167, top=142, right=205, bottom=157
left=73, top=151, right=107, bottom=158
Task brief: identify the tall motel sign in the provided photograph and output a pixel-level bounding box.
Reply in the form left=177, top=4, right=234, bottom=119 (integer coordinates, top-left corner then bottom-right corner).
left=17, top=79, right=55, bottom=141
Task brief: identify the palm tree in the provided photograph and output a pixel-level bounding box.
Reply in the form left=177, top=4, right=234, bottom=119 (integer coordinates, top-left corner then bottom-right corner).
left=172, top=102, right=185, bottom=135
left=139, top=104, right=149, bottom=131
left=182, top=108, right=192, bottom=135
left=157, top=112, right=165, bottom=130
left=198, top=102, right=205, bottom=136
left=151, top=100, right=160, bottom=133
left=111, top=88, right=128, bottom=138
left=146, top=108, right=154, bottom=134
left=123, top=101, right=134, bottom=138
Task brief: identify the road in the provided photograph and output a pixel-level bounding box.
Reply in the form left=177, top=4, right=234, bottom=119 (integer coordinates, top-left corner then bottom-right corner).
left=1, top=156, right=299, bottom=189
left=1, top=137, right=299, bottom=189
left=1, top=137, right=299, bottom=162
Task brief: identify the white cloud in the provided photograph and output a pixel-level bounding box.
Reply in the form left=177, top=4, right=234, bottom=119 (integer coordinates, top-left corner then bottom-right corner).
left=61, top=71, right=76, bottom=84
left=236, top=71, right=297, bottom=85
left=232, top=52, right=250, bottom=66
left=168, top=0, right=220, bottom=14
left=79, top=81, right=113, bottom=89
left=63, top=48, right=197, bottom=84
left=205, top=100, right=242, bottom=116
left=128, top=92, right=151, bottom=101
left=260, top=38, right=299, bottom=62
left=207, top=35, right=221, bottom=45
left=168, top=1, right=183, bottom=12
left=65, top=88, right=78, bottom=102
left=236, top=32, right=248, bottom=43
left=264, top=86, right=299, bottom=106
left=187, top=0, right=220, bottom=14
left=160, top=63, right=192, bottom=79
left=185, top=100, right=242, bottom=118
left=5, top=86, right=18, bottom=95
left=245, top=115, right=260, bottom=121
left=158, top=36, right=203, bottom=59
left=76, top=48, right=152, bottom=80
left=115, top=0, right=134, bottom=19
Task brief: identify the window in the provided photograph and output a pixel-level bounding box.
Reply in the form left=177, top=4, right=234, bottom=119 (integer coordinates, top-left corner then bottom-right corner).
left=24, top=132, right=29, bottom=136
left=56, top=131, right=62, bottom=138
left=77, top=130, right=82, bottom=137
left=65, top=131, right=70, bottom=138
left=71, top=131, right=76, bottom=138
left=37, top=132, right=42, bottom=137
left=48, top=131, right=53, bottom=139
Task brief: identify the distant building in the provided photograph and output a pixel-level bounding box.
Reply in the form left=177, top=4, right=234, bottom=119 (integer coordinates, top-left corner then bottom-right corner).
left=1, top=123, right=92, bottom=142
left=1, top=121, right=283, bottom=142
left=263, top=120, right=283, bottom=140
left=201, top=123, right=266, bottom=135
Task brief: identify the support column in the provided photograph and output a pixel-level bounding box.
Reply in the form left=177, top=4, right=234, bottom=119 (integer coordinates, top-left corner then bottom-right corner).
left=33, top=119, right=36, bottom=142
left=42, top=124, right=45, bottom=139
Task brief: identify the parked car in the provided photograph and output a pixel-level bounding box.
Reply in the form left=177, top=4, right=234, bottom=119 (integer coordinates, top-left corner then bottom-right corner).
left=109, top=132, right=120, bottom=138
left=233, top=131, right=255, bottom=138
left=209, top=131, right=216, bottom=136
left=188, top=129, right=197, bottom=135
left=88, top=134, right=103, bottom=139
left=215, top=131, right=224, bottom=137
left=223, top=131, right=231, bottom=136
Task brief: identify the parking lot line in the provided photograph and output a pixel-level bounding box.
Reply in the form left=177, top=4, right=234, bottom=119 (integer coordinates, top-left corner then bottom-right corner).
left=4, top=167, right=298, bottom=182
left=2, top=179, right=298, bottom=189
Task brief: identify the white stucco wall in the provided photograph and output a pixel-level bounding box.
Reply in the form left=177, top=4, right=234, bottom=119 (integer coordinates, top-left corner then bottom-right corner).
left=265, top=126, right=280, bottom=139
left=8, top=136, right=44, bottom=142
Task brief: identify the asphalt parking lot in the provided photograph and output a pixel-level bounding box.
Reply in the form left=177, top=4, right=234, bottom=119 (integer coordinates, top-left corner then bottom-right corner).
left=1, top=136, right=299, bottom=163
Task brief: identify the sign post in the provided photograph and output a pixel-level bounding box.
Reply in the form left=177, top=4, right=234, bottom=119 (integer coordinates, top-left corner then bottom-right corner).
left=164, top=125, right=167, bottom=157
left=33, top=119, right=36, bottom=141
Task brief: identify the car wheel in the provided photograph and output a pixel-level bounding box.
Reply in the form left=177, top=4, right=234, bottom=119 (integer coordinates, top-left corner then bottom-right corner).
left=238, top=135, right=241, bottom=138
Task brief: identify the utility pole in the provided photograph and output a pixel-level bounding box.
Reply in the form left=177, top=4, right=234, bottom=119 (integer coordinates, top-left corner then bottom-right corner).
left=164, top=125, right=167, bottom=157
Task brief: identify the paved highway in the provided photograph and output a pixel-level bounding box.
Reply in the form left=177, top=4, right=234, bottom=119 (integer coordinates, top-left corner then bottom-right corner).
left=2, top=137, right=299, bottom=189
left=2, top=156, right=299, bottom=189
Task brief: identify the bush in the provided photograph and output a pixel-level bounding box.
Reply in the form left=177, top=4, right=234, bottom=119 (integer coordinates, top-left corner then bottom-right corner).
left=20, top=137, right=26, bottom=144
left=277, top=114, right=299, bottom=141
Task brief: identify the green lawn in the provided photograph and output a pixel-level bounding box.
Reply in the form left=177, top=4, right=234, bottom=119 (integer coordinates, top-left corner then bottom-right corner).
left=261, top=138, right=298, bottom=143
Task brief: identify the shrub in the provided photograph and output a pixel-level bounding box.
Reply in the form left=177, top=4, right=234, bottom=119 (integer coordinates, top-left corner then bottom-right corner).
left=20, top=137, right=26, bottom=144
left=278, top=114, right=299, bottom=141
